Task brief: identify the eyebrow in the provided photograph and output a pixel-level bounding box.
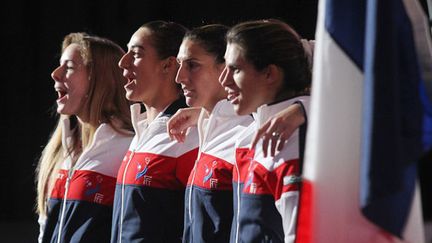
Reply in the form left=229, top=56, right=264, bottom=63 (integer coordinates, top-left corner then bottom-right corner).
left=178, top=57, right=199, bottom=63
left=60, top=59, right=76, bottom=65
left=127, top=44, right=145, bottom=50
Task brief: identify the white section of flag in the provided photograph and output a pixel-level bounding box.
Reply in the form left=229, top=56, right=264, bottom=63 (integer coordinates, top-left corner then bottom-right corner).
left=299, top=0, right=425, bottom=242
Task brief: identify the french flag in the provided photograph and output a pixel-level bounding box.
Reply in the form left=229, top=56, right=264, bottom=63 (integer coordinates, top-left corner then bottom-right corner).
left=296, top=0, right=432, bottom=242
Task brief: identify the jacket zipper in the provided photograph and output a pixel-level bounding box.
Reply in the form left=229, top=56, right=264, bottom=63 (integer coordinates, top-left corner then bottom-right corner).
left=188, top=112, right=212, bottom=222
left=118, top=150, right=135, bottom=243
left=57, top=168, right=75, bottom=243
left=187, top=156, right=200, bottom=222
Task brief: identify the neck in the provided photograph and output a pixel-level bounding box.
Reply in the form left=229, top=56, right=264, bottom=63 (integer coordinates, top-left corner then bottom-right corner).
left=270, top=90, right=298, bottom=105
left=144, top=94, right=179, bottom=122
left=76, top=112, right=89, bottom=124
left=142, top=79, right=180, bottom=122
left=203, top=90, right=228, bottom=114
left=203, top=99, right=219, bottom=114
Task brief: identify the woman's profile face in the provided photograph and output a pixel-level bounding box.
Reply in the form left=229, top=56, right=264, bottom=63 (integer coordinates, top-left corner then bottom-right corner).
left=118, top=27, right=165, bottom=103
left=51, top=43, right=90, bottom=118
left=220, top=43, right=267, bottom=115
left=176, top=39, right=225, bottom=109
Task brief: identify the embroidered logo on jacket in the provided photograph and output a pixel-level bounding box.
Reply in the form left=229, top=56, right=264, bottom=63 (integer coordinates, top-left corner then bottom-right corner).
left=136, top=157, right=152, bottom=186
left=203, top=160, right=218, bottom=189
left=84, top=175, right=104, bottom=203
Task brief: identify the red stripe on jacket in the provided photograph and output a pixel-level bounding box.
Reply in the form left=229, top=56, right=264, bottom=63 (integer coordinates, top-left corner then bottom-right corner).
left=50, top=170, right=116, bottom=206
left=117, top=149, right=198, bottom=189
left=241, top=158, right=300, bottom=200
left=234, top=148, right=255, bottom=184
left=187, top=152, right=234, bottom=190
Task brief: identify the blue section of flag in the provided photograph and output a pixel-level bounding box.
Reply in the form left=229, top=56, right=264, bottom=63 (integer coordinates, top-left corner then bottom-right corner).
left=325, top=0, right=426, bottom=237
left=325, top=1, right=365, bottom=69
left=421, top=80, right=432, bottom=151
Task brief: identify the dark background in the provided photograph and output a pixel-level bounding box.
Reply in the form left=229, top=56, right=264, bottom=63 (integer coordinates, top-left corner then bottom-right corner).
left=0, top=1, right=318, bottom=241
left=0, top=0, right=430, bottom=242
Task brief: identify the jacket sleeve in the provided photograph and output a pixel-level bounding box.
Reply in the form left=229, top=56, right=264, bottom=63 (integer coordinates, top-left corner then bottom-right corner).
left=272, top=154, right=301, bottom=243
left=275, top=185, right=300, bottom=243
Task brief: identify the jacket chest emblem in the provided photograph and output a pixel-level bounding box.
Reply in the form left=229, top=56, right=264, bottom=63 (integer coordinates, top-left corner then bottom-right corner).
left=203, top=160, right=218, bottom=189
left=84, top=175, right=104, bottom=203
left=136, top=157, right=152, bottom=186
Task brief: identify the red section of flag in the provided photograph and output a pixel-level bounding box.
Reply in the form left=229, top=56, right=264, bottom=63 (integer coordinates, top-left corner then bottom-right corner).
left=296, top=178, right=313, bottom=243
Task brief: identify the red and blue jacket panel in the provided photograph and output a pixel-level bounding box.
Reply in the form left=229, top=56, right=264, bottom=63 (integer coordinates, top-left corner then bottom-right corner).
left=231, top=96, right=310, bottom=243
left=183, top=100, right=253, bottom=243
left=41, top=119, right=133, bottom=243
left=111, top=98, right=199, bottom=243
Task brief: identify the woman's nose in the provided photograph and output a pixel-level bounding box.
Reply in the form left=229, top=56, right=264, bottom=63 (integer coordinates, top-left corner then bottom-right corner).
left=118, top=52, right=131, bottom=69
left=175, top=63, right=188, bottom=84
left=218, top=66, right=229, bottom=86
left=51, top=66, right=63, bottom=82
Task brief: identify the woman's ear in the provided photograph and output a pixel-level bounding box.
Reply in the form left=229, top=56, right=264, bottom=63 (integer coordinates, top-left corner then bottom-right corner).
left=265, top=64, right=283, bottom=85
left=162, top=56, right=178, bottom=74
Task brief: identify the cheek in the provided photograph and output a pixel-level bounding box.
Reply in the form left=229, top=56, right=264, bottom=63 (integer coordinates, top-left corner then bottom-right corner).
left=238, top=73, right=255, bottom=91
left=233, top=75, right=243, bottom=91
left=72, top=76, right=90, bottom=98
left=196, top=76, right=217, bottom=97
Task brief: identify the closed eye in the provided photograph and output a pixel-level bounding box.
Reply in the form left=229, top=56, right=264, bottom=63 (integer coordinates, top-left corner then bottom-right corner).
left=187, top=61, right=199, bottom=70
left=128, top=45, right=144, bottom=58
left=228, top=65, right=239, bottom=74
left=181, top=60, right=200, bottom=71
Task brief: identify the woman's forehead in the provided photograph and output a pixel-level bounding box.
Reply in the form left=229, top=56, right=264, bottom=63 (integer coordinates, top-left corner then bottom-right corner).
left=61, top=44, right=84, bottom=64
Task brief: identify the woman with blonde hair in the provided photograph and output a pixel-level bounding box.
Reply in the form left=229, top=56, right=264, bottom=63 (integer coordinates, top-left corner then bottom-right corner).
left=36, top=32, right=133, bottom=243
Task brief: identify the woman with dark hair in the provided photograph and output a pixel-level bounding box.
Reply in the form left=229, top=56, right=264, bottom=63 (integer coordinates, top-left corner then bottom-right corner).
left=111, top=21, right=199, bottom=243
left=36, top=32, right=134, bottom=243
left=168, top=24, right=253, bottom=243
left=219, top=19, right=311, bottom=243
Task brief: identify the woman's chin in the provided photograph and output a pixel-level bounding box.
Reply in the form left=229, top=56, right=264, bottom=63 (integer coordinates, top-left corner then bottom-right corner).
left=125, top=91, right=140, bottom=102
left=185, top=97, right=197, bottom=107
left=56, top=108, right=71, bottom=116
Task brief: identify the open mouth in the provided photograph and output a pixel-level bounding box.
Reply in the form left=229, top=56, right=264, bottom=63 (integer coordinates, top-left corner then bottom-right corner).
left=183, top=89, right=194, bottom=97
left=57, top=91, right=67, bottom=99
left=227, top=92, right=239, bottom=102
left=124, top=78, right=136, bottom=89
left=126, top=78, right=134, bottom=85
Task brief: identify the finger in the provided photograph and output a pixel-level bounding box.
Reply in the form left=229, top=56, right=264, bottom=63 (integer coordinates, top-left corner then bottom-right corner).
left=167, top=117, right=175, bottom=135
left=262, top=133, right=271, bottom=157
left=276, top=132, right=289, bottom=151
left=176, top=118, right=196, bottom=134
left=251, top=122, right=271, bottom=149
left=171, top=133, right=179, bottom=142
left=169, top=116, right=191, bottom=134
left=270, top=135, right=278, bottom=157
left=264, top=121, right=280, bottom=157
left=168, top=129, right=175, bottom=140
left=264, top=117, right=284, bottom=137
left=173, top=133, right=184, bottom=143
left=167, top=113, right=183, bottom=134
left=181, top=130, right=188, bottom=143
